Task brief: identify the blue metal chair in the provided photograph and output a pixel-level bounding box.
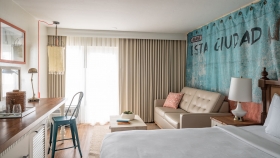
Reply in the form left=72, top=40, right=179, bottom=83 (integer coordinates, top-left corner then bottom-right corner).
left=48, top=92, right=84, bottom=158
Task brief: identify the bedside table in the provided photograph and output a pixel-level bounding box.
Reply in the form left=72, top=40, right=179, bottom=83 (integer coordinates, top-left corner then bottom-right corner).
left=210, top=116, right=262, bottom=127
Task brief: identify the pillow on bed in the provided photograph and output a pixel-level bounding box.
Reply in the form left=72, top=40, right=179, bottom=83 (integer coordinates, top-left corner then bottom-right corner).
left=265, top=93, right=280, bottom=138
left=264, top=93, right=279, bottom=126
left=163, top=92, right=184, bottom=109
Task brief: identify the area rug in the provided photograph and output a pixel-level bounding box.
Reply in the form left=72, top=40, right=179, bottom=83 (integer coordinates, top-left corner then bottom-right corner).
left=88, top=123, right=159, bottom=158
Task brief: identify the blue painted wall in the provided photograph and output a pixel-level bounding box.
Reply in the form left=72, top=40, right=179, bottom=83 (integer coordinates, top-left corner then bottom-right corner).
left=186, top=0, right=280, bottom=102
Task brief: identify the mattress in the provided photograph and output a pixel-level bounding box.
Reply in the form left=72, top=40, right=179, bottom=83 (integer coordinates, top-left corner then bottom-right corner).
left=100, top=125, right=280, bottom=158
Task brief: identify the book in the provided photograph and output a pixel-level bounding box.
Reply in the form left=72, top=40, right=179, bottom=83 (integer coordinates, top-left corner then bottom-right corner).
left=118, top=122, right=131, bottom=125
left=116, top=118, right=130, bottom=122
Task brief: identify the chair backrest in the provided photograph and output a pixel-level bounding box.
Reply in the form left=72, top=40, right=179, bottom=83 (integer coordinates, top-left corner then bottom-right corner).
left=65, top=92, right=84, bottom=120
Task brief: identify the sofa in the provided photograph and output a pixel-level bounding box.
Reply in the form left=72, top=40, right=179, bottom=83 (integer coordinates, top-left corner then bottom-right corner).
left=154, top=87, right=232, bottom=129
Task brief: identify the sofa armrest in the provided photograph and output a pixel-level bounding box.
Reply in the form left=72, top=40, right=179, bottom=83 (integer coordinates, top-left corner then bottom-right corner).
left=219, top=101, right=229, bottom=113
left=154, top=99, right=166, bottom=107
left=180, top=113, right=232, bottom=128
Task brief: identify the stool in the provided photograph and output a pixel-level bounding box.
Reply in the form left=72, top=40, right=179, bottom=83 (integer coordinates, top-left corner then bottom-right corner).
left=48, top=92, right=83, bottom=158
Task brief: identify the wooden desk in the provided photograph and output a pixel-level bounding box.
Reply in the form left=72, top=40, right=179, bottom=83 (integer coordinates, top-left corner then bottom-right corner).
left=0, top=98, right=65, bottom=155
left=210, top=116, right=261, bottom=127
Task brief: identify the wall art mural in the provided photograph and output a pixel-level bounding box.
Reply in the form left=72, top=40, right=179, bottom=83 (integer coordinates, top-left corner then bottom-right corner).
left=186, top=0, right=280, bottom=103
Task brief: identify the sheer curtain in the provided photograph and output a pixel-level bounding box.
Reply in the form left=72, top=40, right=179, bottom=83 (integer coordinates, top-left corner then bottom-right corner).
left=86, top=46, right=119, bottom=124
left=66, top=37, right=119, bottom=125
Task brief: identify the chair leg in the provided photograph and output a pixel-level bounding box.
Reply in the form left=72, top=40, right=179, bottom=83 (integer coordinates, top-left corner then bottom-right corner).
left=70, top=123, right=77, bottom=148
left=73, top=122, right=82, bottom=157
left=51, top=123, right=59, bottom=158
left=48, top=123, right=53, bottom=154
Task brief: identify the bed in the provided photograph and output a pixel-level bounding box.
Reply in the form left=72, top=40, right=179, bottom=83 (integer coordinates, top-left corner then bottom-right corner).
left=100, top=68, right=280, bottom=158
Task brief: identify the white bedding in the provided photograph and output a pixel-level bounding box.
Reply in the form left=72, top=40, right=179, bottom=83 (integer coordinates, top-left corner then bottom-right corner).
left=100, top=125, right=280, bottom=158
left=240, top=125, right=280, bottom=146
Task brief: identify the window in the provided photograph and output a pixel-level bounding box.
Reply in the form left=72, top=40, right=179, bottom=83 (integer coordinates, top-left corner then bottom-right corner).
left=66, top=38, right=119, bottom=125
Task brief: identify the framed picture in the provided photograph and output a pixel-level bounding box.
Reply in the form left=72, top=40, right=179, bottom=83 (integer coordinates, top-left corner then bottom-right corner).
left=0, top=18, right=25, bottom=64
left=0, top=66, right=21, bottom=101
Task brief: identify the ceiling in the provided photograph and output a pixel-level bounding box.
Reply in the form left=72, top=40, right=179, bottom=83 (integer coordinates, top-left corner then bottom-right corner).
left=13, top=0, right=256, bottom=34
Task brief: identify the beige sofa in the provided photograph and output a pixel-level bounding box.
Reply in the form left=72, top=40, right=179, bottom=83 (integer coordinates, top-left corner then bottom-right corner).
left=154, top=87, right=232, bottom=129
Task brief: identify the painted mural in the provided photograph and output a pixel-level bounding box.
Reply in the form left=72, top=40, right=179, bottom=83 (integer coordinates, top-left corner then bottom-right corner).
left=186, top=0, right=280, bottom=103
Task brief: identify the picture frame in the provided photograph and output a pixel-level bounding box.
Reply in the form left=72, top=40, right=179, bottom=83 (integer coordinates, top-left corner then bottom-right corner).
left=0, top=18, right=25, bottom=64
left=0, top=66, right=21, bottom=101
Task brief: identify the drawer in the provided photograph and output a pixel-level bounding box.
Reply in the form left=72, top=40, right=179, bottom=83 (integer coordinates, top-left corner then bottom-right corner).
left=211, top=120, right=224, bottom=127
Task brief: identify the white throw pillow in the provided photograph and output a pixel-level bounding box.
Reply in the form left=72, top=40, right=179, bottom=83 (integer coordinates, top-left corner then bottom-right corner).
left=264, top=93, right=279, bottom=126
left=265, top=93, right=280, bottom=138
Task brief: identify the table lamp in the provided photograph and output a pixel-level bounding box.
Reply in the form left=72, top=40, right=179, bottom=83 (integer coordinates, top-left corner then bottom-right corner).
left=28, top=68, right=39, bottom=102
left=228, top=77, right=252, bottom=121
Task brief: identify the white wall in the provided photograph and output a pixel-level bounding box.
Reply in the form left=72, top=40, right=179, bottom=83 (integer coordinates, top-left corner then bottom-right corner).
left=0, top=0, right=48, bottom=107
left=39, top=25, right=48, bottom=98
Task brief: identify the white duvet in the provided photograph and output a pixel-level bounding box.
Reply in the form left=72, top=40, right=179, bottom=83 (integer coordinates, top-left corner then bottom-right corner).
left=100, top=125, right=280, bottom=158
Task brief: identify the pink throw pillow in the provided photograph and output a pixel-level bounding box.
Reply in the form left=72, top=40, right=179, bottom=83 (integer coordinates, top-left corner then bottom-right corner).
left=163, top=92, right=184, bottom=109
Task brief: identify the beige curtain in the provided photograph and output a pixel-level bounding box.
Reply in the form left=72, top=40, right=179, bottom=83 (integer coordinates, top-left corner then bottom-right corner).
left=47, top=36, right=66, bottom=97
left=119, top=39, right=186, bottom=122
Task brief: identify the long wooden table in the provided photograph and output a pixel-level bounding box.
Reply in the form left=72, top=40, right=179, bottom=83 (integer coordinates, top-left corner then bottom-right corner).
left=0, top=98, right=65, bottom=154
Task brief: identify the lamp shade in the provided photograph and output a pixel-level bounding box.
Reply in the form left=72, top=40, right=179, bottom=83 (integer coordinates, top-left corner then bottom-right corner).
left=28, top=68, right=37, bottom=73
left=228, top=77, right=252, bottom=102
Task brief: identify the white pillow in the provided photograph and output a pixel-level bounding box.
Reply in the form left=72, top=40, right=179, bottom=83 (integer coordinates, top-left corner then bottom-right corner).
left=264, top=93, right=279, bottom=126
left=265, top=93, right=280, bottom=138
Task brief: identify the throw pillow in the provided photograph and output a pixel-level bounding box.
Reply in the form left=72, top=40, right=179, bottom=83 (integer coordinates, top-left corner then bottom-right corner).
left=264, top=93, right=279, bottom=126
left=163, top=92, right=184, bottom=109
left=265, top=93, right=280, bottom=138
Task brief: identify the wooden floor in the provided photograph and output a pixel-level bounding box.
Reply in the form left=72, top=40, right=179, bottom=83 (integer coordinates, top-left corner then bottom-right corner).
left=47, top=124, right=94, bottom=158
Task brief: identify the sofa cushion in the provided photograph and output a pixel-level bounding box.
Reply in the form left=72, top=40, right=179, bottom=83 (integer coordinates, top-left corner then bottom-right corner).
left=163, top=92, right=184, bottom=109
left=187, top=89, right=224, bottom=113
left=164, top=113, right=182, bottom=129
left=155, top=107, right=186, bottom=117
left=179, top=87, right=197, bottom=111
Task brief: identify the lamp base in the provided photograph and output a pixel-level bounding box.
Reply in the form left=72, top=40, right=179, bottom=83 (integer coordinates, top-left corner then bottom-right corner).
left=233, top=115, right=243, bottom=121
left=28, top=98, right=39, bottom=102
left=231, top=102, right=246, bottom=122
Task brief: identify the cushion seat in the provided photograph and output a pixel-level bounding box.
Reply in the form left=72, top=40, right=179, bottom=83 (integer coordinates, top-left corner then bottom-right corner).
left=164, top=113, right=184, bottom=128
left=155, top=107, right=186, bottom=117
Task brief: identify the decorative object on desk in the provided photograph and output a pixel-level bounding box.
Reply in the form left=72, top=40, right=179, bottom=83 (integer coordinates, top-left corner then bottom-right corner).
left=5, top=104, right=11, bottom=113
left=228, top=77, right=252, bottom=121
left=2, top=90, right=37, bottom=118
left=117, top=118, right=130, bottom=122
left=6, top=90, right=26, bottom=111
left=0, top=67, right=21, bottom=101
left=12, top=104, right=21, bottom=116
left=28, top=68, right=39, bottom=102
left=121, top=111, right=135, bottom=120
left=118, top=122, right=131, bottom=125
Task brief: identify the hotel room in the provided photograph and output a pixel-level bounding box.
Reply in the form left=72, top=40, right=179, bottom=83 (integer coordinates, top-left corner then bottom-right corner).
left=0, top=0, right=280, bottom=158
